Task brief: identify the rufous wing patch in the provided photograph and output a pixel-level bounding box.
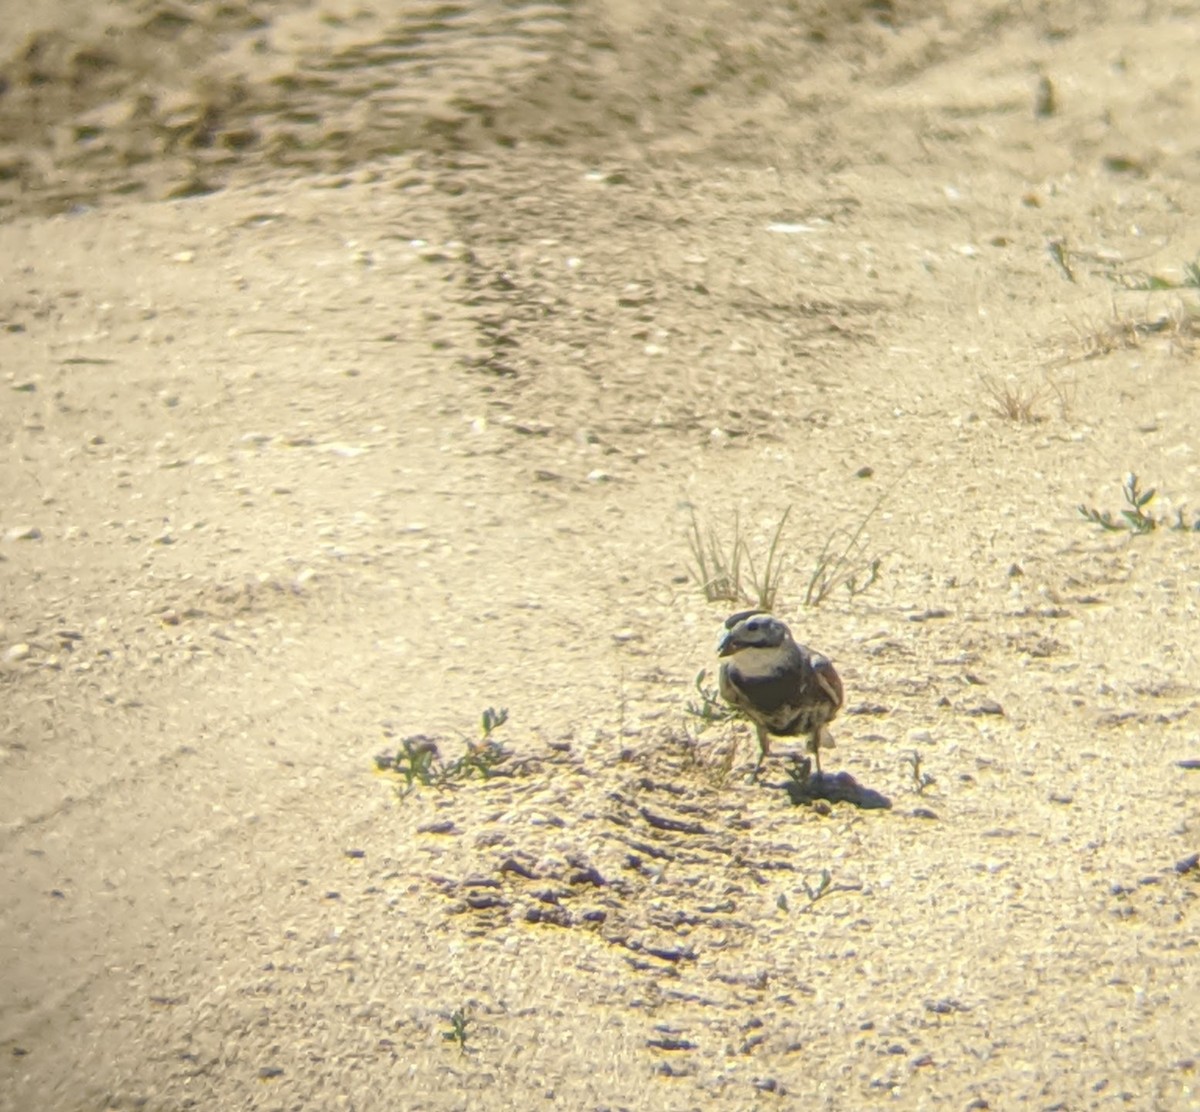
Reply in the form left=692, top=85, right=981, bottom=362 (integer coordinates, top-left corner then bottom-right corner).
left=811, top=655, right=844, bottom=713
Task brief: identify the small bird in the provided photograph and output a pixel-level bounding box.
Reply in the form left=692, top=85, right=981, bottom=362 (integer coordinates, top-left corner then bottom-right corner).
left=717, top=609, right=844, bottom=780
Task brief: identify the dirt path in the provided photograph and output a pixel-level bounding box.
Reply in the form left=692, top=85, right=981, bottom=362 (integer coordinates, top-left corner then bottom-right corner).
left=2, top=2, right=1199, bottom=1109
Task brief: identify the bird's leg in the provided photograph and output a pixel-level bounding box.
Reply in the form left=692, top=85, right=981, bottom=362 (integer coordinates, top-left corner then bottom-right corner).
left=749, top=723, right=770, bottom=782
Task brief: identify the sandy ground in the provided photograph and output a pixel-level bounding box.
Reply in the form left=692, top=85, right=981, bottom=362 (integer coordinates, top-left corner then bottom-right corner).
left=2, top=1, right=1199, bottom=1108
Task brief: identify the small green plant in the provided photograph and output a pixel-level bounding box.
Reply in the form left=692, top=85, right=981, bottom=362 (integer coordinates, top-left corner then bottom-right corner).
left=905, top=750, right=936, bottom=795
left=685, top=506, right=789, bottom=610
left=453, top=739, right=510, bottom=782
left=442, top=1009, right=470, bottom=1053
left=375, top=709, right=513, bottom=797
left=1078, top=473, right=1200, bottom=534
left=778, top=868, right=865, bottom=912
left=480, top=706, right=508, bottom=739
left=802, top=868, right=833, bottom=907
left=680, top=673, right=740, bottom=785
left=375, top=735, right=440, bottom=795
left=685, top=669, right=737, bottom=731
left=1121, top=257, right=1200, bottom=291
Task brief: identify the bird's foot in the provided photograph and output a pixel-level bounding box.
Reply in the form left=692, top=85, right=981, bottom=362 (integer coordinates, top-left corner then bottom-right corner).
left=786, top=755, right=814, bottom=783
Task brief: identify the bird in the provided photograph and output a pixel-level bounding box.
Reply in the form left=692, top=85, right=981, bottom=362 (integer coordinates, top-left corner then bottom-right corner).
left=716, top=609, right=844, bottom=781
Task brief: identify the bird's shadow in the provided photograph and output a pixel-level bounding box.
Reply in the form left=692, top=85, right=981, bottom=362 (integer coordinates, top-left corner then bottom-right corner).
left=779, top=759, right=893, bottom=810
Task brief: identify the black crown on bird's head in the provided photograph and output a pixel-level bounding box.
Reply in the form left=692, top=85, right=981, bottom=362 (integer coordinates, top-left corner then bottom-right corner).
left=717, top=609, right=792, bottom=656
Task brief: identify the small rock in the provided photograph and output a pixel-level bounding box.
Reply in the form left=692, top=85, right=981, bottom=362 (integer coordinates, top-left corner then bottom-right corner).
left=924, top=998, right=967, bottom=1014
left=418, top=820, right=457, bottom=835
left=1034, top=74, right=1056, bottom=117
left=317, top=442, right=369, bottom=458
left=4, top=643, right=31, bottom=662
left=908, top=607, right=950, bottom=622
left=4, top=526, right=41, bottom=542
left=964, top=700, right=1005, bottom=717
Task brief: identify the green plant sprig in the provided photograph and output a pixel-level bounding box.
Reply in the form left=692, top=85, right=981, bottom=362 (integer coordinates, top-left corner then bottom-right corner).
left=1078, top=473, right=1200, bottom=534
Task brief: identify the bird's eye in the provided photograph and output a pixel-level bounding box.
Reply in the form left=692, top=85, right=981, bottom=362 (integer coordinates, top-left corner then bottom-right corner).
left=747, top=621, right=759, bottom=631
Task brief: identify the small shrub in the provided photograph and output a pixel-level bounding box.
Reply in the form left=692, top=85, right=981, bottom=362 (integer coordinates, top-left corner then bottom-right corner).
left=905, top=750, right=936, bottom=794
left=442, top=1009, right=470, bottom=1053
left=685, top=669, right=737, bottom=731
left=1078, top=473, right=1200, bottom=534
left=375, top=708, right=516, bottom=797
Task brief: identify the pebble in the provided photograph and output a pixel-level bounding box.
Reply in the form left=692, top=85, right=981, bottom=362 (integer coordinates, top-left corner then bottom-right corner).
left=4, top=643, right=31, bottom=662
left=3, top=526, right=41, bottom=542
left=317, top=442, right=369, bottom=457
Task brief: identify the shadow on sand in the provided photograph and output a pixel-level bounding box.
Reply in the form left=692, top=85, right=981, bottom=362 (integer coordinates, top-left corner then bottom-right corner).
left=781, top=762, right=893, bottom=810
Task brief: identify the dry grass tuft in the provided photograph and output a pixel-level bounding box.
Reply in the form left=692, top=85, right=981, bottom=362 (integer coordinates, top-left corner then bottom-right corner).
left=1060, top=300, right=1199, bottom=364
left=685, top=506, right=790, bottom=611
left=980, top=374, right=1046, bottom=424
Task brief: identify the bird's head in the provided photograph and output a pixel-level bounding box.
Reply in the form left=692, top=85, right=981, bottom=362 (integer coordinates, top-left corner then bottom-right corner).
left=717, top=610, right=791, bottom=656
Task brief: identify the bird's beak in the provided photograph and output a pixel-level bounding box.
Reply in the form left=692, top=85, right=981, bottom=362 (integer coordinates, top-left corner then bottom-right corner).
left=716, top=631, right=737, bottom=657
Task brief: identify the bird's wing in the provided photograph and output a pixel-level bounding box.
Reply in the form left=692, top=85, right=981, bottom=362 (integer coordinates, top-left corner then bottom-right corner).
left=808, top=652, right=844, bottom=714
